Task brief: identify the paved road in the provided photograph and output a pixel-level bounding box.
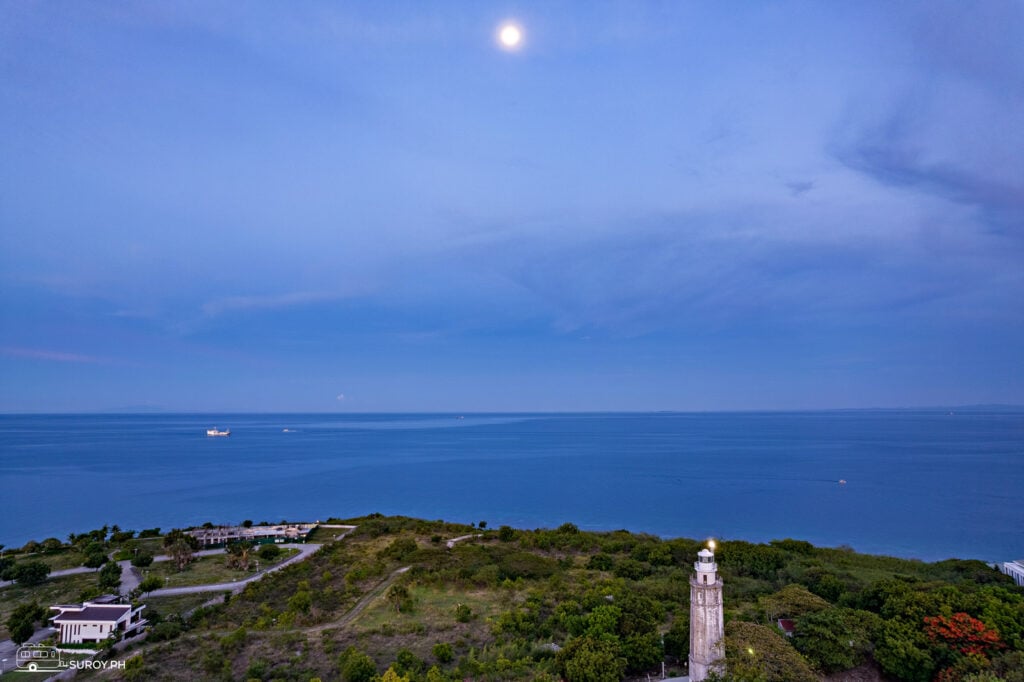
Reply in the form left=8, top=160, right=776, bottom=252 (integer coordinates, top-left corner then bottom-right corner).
left=0, top=565, right=98, bottom=591
left=147, top=544, right=321, bottom=597
left=0, top=550, right=229, bottom=591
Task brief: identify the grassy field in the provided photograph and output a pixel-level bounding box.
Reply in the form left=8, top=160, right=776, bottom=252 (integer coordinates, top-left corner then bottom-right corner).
left=146, top=592, right=230, bottom=618
left=124, top=537, right=165, bottom=556
left=353, top=584, right=505, bottom=634
left=0, top=572, right=98, bottom=640
left=144, top=548, right=299, bottom=588
left=22, top=549, right=89, bottom=572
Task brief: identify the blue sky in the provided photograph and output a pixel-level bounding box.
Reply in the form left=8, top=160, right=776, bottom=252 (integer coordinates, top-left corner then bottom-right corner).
left=1, top=1, right=1022, bottom=412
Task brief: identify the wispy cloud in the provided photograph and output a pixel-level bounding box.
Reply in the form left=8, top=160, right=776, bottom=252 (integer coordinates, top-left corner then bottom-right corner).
left=785, top=181, right=815, bottom=197
left=0, top=346, right=106, bottom=364
left=200, top=291, right=354, bottom=318
left=833, top=114, right=1024, bottom=233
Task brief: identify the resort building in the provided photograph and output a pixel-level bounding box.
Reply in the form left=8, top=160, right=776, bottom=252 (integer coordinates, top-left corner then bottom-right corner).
left=188, top=523, right=317, bottom=548
left=49, top=599, right=146, bottom=644
left=1002, top=560, right=1024, bottom=587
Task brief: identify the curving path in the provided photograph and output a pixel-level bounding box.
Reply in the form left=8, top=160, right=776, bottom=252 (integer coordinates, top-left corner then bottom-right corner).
left=145, top=543, right=321, bottom=597
left=303, top=565, right=411, bottom=635
left=446, top=533, right=483, bottom=549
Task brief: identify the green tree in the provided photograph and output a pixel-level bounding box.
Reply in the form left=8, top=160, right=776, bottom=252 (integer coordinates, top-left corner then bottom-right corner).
left=664, top=616, right=690, bottom=659
left=394, top=648, right=424, bottom=675
left=623, top=631, right=663, bottom=673
left=380, top=537, right=418, bottom=561
left=8, top=618, right=34, bottom=645
left=41, top=537, right=63, bottom=552
left=258, top=544, right=282, bottom=561
left=425, top=666, right=448, bottom=682
left=139, top=575, right=164, bottom=594
left=6, top=601, right=46, bottom=645
left=131, top=552, right=153, bottom=568
left=760, top=584, right=830, bottom=621
left=12, top=560, right=50, bottom=586
left=584, top=604, right=621, bottom=637
left=723, top=621, right=817, bottom=682
left=800, top=567, right=846, bottom=602
left=873, top=618, right=937, bottom=682
left=556, top=636, right=627, bottom=682
left=225, top=541, right=253, bottom=570
left=379, top=668, right=411, bottom=682
left=81, top=540, right=107, bottom=568
left=793, top=607, right=880, bottom=673
left=386, top=583, right=413, bottom=612
left=454, top=603, right=473, bottom=622
left=340, top=647, right=377, bottom=682
left=98, top=560, right=121, bottom=591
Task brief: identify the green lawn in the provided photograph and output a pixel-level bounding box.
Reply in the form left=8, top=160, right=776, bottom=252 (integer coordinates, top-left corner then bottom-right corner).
left=143, top=548, right=298, bottom=588
left=352, top=584, right=505, bottom=633
left=123, top=537, right=164, bottom=556
left=28, top=549, right=89, bottom=571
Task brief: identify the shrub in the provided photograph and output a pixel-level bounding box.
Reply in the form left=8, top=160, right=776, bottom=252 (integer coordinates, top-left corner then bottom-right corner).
left=433, top=642, right=454, bottom=664
left=258, top=544, right=282, bottom=561
left=340, top=647, right=377, bottom=682
left=147, top=621, right=182, bottom=642
left=131, top=553, right=154, bottom=568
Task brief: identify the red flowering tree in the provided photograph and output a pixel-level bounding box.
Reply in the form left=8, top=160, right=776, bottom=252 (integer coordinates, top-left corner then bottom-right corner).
left=924, top=612, right=1003, bottom=658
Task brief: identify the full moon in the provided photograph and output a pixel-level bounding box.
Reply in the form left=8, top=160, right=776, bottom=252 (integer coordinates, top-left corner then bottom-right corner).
left=498, top=23, right=523, bottom=50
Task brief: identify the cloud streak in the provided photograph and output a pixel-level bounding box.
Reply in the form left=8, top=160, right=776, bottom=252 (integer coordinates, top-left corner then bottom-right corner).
left=200, top=291, right=358, bottom=319
left=0, top=346, right=107, bottom=364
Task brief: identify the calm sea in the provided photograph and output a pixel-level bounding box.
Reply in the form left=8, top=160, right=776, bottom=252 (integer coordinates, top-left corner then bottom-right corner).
left=1, top=412, right=1021, bottom=562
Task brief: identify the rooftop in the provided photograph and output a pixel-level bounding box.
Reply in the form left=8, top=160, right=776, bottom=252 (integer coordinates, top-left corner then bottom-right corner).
left=52, top=605, right=130, bottom=623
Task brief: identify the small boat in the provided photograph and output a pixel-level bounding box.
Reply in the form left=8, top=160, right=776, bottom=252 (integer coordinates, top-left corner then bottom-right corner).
left=206, top=428, right=231, bottom=437
left=838, top=479, right=847, bottom=485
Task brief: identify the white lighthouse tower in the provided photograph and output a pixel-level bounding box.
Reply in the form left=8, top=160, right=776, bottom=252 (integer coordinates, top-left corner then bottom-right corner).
left=689, top=542, right=724, bottom=681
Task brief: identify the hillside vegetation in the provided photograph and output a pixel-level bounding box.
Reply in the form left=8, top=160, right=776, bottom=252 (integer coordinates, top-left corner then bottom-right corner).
left=33, top=515, right=1024, bottom=681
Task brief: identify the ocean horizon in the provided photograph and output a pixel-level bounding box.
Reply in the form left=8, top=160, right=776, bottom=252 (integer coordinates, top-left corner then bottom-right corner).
left=1, top=410, right=1021, bottom=563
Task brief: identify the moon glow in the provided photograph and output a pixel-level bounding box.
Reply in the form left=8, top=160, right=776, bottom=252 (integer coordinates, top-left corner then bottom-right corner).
left=498, top=23, right=523, bottom=50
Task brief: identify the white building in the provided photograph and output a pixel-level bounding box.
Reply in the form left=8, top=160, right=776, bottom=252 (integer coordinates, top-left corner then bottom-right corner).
left=689, top=545, right=725, bottom=681
left=49, top=600, right=146, bottom=644
left=1002, top=560, right=1024, bottom=587
left=188, top=523, right=316, bottom=548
